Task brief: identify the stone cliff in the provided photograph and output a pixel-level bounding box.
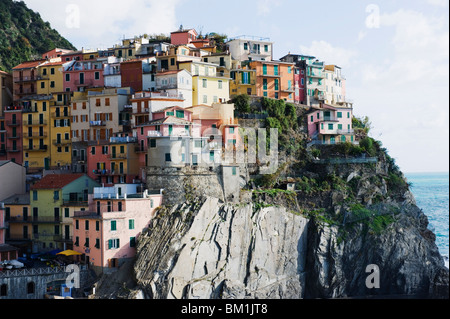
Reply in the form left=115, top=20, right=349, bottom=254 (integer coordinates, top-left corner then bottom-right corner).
left=132, top=197, right=309, bottom=299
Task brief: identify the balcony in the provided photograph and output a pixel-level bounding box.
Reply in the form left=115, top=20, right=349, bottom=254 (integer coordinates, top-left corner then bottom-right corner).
left=23, top=120, right=48, bottom=126
left=51, top=112, right=71, bottom=119
left=62, top=194, right=89, bottom=206
left=53, top=139, right=71, bottom=146
left=14, top=76, right=38, bottom=82
left=94, top=169, right=110, bottom=176
left=6, top=121, right=21, bottom=127
left=147, top=130, right=163, bottom=137
left=16, top=88, right=37, bottom=95
left=261, top=72, right=282, bottom=78
left=281, top=87, right=295, bottom=93
left=74, top=80, right=94, bottom=87
left=7, top=134, right=21, bottom=139
left=337, top=129, right=355, bottom=135
left=24, top=132, right=48, bottom=138
left=108, top=153, right=127, bottom=160
left=23, top=145, right=48, bottom=152
left=135, top=146, right=147, bottom=153
left=6, top=148, right=21, bottom=153
left=8, top=216, right=60, bottom=224
left=90, top=121, right=106, bottom=127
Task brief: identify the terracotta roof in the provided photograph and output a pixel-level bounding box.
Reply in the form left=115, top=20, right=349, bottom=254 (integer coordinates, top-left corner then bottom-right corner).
left=12, top=60, right=47, bottom=70
left=31, top=173, right=85, bottom=190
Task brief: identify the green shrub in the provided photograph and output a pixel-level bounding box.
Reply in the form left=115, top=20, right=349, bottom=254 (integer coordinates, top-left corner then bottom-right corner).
left=233, top=94, right=251, bottom=113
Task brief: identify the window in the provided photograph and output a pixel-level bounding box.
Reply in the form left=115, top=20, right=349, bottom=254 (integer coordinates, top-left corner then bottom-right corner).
left=203, top=95, right=207, bottom=103
left=75, top=220, right=79, bottom=230
left=130, top=237, right=136, bottom=248
left=310, top=116, right=314, bottom=123
left=337, top=112, right=342, bottom=118
left=232, top=167, right=237, bottom=176
left=129, top=219, right=135, bottom=230
left=54, top=191, right=59, bottom=200
left=33, top=191, right=38, bottom=201
left=108, top=238, right=120, bottom=249
left=41, top=82, right=45, bottom=89
left=85, top=220, right=89, bottom=230
left=50, top=81, right=55, bottom=88
left=263, top=79, right=268, bottom=90
left=229, top=127, right=235, bottom=134
left=244, top=43, right=248, bottom=50
left=218, top=80, right=223, bottom=89
left=328, top=124, right=334, bottom=130
left=274, top=65, right=279, bottom=76
left=1, top=284, right=7, bottom=296
left=149, top=139, right=156, bottom=148
left=263, top=64, right=267, bottom=75
left=202, top=79, right=207, bottom=88
left=264, top=45, right=269, bottom=52
left=165, top=153, right=171, bottom=162
left=105, top=98, right=110, bottom=106
left=95, top=238, right=100, bottom=249
left=118, top=202, right=122, bottom=212
left=96, top=221, right=100, bottom=231
left=75, top=236, right=79, bottom=246
left=111, top=220, right=117, bottom=231
left=85, top=238, right=89, bottom=247
left=27, top=282, right=35, bottom=294
left=274, top=79, right=279, bottom=91
left=338, top=124, right=343, bottom=130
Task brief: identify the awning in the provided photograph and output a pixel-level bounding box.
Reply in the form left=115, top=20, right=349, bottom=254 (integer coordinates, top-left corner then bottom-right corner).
left=56, top=250, right=82, bottom=256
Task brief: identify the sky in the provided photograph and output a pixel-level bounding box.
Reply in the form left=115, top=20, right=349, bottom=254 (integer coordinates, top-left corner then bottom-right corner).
left=20, top=0, right=450, bottom=173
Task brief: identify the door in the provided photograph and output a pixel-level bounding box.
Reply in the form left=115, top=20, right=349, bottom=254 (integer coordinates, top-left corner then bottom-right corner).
left=79, top=73, right=85, bottom=85
left=168, top=125, right=173, bottom=136
left=330, top=136, right=335, bottom=144
left=44, top=158, right=50, bottom=170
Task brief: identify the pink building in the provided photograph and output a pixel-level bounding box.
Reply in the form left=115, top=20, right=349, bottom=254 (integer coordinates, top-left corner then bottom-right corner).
left=170, top=28, right=198, bottom=45
left=73, top=184, right=162, bottom=270
left=0, top=106, right=23, bottom=164
left=307, top=104, right=355, bottom=145
left=63, top=59, right=104, bottom=92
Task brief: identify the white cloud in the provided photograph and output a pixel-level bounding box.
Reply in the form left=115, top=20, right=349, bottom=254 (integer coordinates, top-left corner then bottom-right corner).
left=299, top=40, right=358, bottom=68
left=22, top=0, right=181, bottom=49
left=352, top=8, right=449, bottom=172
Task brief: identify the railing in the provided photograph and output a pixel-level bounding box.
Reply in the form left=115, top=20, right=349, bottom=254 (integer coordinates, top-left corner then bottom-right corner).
left=108, top=153, right=127, bottom=160
left=0, top=265, right=88, bottom=278
left=53, top=139, right=71, bottom=146
left=337, top=129, right=355, bottom=135
left=90, top=121, right=106, bottom=127
left=13, top=76, right=37, bottom=82
left=23, top=120, right=48, bottom=126
left=24, top=132, right=47, bottom=138
left=23, top=145, right=48, bottom=152
left=261, top=72, right=282, bottom=77
left=74, top=80, right=94, bottom=86
left=17, top=88, right=37, bottom=95
left=8, top=216, right=60, bottom=223
left=6, top=148, right=20, bottom=153
left=94, top=169, right=110, bottom=175
left=147, top=130, right=163, bottom=137
left=7, top=134, right=21, bottom=139
left=5, top=121, right=20, bottom=126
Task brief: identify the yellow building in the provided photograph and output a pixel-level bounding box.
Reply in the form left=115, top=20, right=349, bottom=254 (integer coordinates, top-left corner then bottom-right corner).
left=178, top=61, right=230, bottom=106
left=2, top=193, right=31, bottom=255
left=36, top=61, right=67, bottom=96
left=156, top=45, right=202, bottom=72
left=22, top=95, right=72, bottom=170
left=230, top=66, right=257, bottom=97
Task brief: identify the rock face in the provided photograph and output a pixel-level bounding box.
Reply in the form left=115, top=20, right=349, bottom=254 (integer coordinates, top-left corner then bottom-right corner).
left=305, top=203, right=449, bottom=298
left=133, top=197, right=309, bottom=299
left=129, top=195, right=448, bottom=299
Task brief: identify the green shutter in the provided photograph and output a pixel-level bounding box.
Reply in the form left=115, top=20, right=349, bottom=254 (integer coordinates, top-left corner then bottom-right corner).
left=108, top=239, right=112, bottom=249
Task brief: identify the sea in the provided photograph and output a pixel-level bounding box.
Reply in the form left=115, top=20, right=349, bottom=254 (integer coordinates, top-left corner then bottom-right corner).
left=405, top=172, right=449, bottom=269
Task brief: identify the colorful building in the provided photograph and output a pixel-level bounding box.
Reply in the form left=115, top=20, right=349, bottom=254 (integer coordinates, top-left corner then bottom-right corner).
left=0, top=70, right=13, bottom=116
left=0, top=106, right=23, bottom=164
left=0, top=201, right=19, bottom=261
left=155, top=69, right=193, bottom=107
left=2, top=193, right=31, bottom=256
left=170, top=28, right=198, bottom=46
left=226, top=36, right=273, bottom=62
left=86, top=136, right=140, bottom=186
left=72, top=184, right=162, bottom=270
left=178, top=61, right=230, bottom=106
left=29, top=173, right=100, bottom=253
left=279, top=54, right=308, bottom=104
left=63, top=59, right=104, bottom=93
left=307, top=104, right=355, bottom=145
left=12, top=59, right=47, bottom=103
left=230, top=66, right=257, bottom=97
left=250, top=60, right=296, bottom=102
left=323, top=65, right=346, bottom=105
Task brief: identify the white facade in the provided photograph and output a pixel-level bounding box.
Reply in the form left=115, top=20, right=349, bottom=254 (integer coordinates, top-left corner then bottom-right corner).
left=323, top=65, right=346, bottom=105
left=155, top=69, right=193, bottom=107
left=226, top=36, right=273, bottom=62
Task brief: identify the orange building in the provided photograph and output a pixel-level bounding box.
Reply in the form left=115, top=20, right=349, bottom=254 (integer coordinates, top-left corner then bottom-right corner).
left=249, top=60, right=296, bottom=102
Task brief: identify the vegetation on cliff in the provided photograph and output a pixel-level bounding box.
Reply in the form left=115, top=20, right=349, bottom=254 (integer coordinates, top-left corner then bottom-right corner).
left=0, top=0, right=77, bottom=71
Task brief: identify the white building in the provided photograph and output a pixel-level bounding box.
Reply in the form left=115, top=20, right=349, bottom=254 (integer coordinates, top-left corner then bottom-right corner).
left=323, top=65, right=346, bottom=105
left=155, top=69, right=193, bottom=107
left=226, top=36, right=273, bottom=62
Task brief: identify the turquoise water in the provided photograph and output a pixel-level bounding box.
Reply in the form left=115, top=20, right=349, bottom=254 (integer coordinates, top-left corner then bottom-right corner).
left=406, top=172, right=449, bottom=263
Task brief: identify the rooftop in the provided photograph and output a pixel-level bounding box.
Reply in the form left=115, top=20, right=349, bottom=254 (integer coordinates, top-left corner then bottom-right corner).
left=31, top=173, right=85, bottom=190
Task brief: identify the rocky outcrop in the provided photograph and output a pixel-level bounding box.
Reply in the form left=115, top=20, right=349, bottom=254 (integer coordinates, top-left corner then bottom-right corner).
left=127, top=194, right=448, bottom=299
left=132, top=196, right=309, bottom=299
left=305, top=203, right=449, bottom=299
